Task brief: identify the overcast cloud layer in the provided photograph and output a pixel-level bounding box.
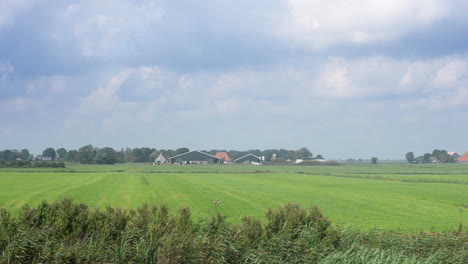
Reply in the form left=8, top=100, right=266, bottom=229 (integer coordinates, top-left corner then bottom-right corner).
left=1, top=0, right=468, bottom=159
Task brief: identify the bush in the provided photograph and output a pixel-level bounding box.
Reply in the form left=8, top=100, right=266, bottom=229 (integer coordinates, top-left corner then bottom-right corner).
left=0, top=200, right=465, bottom=263
left=0, top=160, right=65, bottom=168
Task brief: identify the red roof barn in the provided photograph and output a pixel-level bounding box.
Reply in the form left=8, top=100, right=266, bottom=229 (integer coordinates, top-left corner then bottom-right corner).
left=457, top=152, right=468, bottom=162
left=215, top=152, right=231, bottom=163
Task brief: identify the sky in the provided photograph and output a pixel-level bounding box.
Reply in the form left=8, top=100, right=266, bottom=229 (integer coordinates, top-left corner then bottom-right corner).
left=1, top=0, right=468, bottom=159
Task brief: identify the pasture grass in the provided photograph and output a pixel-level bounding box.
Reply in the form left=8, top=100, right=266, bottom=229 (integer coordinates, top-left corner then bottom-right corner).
left=0, top=163, right=467, bottom=232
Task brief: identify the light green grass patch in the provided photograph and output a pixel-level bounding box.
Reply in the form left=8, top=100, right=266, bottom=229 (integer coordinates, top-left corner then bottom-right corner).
left=0, top=163, right=466, bottom=232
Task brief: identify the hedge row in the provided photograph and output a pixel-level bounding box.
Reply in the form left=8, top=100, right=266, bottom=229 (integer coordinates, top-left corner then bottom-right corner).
left=0, top=160, right=65, bottom=168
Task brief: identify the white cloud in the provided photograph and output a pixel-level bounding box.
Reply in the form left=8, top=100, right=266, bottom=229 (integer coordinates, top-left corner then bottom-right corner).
left=57, top=1, right=164, bottom=58
left=316, top=63, right=353, bottom=98
left=295, top=55, right=468, bottom=106
left=0, top=0, right=34, bottom=28
left=0, top=96, right=51, bottom=113
left=61, top=54, right=468, bottom=142
left=0, top=62, right=14, bottom=73
left=78, top=69, right=135, bottom=113
left=25, top=75, right=69, bottom=95
left=279, top=0, right=452, bottom=48
left=0, top=62, right=14, bottom=80
left=432, top=59, right=467, bottom=88
left=65, top=67, right=171, bottom=130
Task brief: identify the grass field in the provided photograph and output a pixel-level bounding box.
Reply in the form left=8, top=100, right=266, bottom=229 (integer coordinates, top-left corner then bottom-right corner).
left=0, top=163, right=467, bottom=232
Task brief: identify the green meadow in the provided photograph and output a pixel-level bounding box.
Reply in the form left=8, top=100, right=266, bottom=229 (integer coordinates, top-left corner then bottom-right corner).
left=0, top=163, right=467, bottom=231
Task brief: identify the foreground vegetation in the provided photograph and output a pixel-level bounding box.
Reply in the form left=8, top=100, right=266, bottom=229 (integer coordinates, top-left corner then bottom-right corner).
left=0, top=199, right=466, bottom=264
left=0, top=163, right=466, bottom=231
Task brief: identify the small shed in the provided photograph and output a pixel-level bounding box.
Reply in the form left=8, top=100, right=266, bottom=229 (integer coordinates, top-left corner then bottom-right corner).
left=234, top=154, right=261, bottom=164
left=154, top=153, right=170, bottom=165
left=170, top=150, right=221, bottom=165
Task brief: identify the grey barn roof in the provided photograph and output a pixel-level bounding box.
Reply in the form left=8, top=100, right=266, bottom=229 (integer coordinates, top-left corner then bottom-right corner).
left=170, top=151, right=222, bottom=164
left=170, top=150, right=219, bottom=160
left=234, top=154, right=260, bottom=163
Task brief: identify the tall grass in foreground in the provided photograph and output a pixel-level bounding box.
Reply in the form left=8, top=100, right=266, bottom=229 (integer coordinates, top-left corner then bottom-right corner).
left=0, top=199, right=466, bottom=264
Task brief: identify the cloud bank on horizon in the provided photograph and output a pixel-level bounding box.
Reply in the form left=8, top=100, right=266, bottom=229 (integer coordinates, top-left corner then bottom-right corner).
left=1, top=0, right=467, bottom=159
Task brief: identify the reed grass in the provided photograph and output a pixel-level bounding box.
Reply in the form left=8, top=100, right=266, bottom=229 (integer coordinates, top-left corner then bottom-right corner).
left=0, top=199, right=466, bottom=264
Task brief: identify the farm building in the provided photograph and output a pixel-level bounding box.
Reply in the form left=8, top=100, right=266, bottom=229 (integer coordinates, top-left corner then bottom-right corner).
left=448, top=152, right=460, bottom=160
left=457, top=151, right=468, bottom=162
left=170, top=150, right=221, bottom=165
left=234, top=154, right=261, bottom=164
left=154, top=153, right=170, bottom=165
left=215, top=152, right=232, bottom=164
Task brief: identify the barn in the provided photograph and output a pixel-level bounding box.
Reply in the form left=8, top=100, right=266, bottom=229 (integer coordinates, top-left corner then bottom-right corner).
left=448, top=152, right=460, bottom=160
left=457, top=151, right=468, bottom=162
left=234, top=154, right=261, bottom=164
left=170, top=150, right=221, bottom=165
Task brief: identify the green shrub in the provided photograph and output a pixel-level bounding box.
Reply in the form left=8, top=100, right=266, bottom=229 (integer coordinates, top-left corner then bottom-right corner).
left=0, top=200, right=465, bottom=263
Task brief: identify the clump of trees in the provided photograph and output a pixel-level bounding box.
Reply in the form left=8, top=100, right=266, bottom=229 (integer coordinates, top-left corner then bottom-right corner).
left=0, top=149, right=33, bottom=161
left=405, top=149, right=456, bottom=164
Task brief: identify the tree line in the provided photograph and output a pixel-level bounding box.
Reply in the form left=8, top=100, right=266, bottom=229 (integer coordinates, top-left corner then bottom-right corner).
left=405, top=149, right=456, bottom=164
left=0, top=146, right=318, bottom=165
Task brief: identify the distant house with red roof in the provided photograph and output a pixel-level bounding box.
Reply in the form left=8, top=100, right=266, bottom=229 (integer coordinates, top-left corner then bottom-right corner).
left=457, top=152, right=468, bottom=162
left=215, top=152, right=231, bottom=164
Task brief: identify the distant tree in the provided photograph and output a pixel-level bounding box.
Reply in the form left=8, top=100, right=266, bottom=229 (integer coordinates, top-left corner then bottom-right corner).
left=174, top=147, right=190, bottom=156
left=227, top=150, right=242, bottom=160
left=78, top=145, right=96, bottom=164
left=0, top=149, right=18, bottom=161
left=42, top=148, right=56, bottom=160
left=131, top=148, right=154, bottom=163
left=115, top=148, right=125, bottom=163
left=432, top=149, right=453, bottom=163
left=422, top=153, right=432, bottom=163
left=405, top=152, right=415, bottom=164
left=123, top=148, right=134, bottom=163
left=65, top=150, right=78, bottom=162
left=141, top=147, right=155, bottom=162
left=19, top=149, right=30, bottom=160
left=94, top=147, right=118, bottom=164
left=166, top=149, right=175, bottom=157
left=56, top=148, right=67, bottom=161
left=132, top=148, right=143, bottom=162
left=245, top=149, right=262, bottom=158
left=262, top=149, right=278, bottom=161
left=208, top=149, right=219, bottom=156
left=277, top=149, right=296, bottom=160
left=316, top=154, right=324, bottom=159
left=295, top=147, right=312, bottom=159
left=371, top=157, right=378, bottom=164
